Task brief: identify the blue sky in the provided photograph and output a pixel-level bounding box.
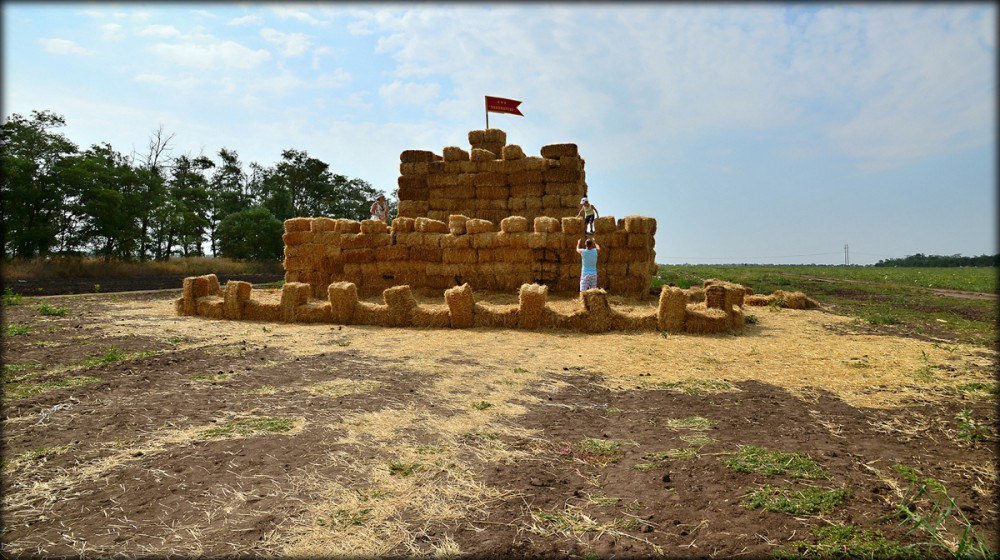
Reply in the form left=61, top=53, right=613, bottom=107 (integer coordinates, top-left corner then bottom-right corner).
left=3, top=3, right=996, bottom=264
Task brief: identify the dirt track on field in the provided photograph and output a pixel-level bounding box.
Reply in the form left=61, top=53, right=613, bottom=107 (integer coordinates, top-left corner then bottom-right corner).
left=2, top=291, right=996, bottom=557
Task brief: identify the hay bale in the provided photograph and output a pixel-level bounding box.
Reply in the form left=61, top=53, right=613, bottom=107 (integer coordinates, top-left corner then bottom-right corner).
left=557, top=156, right=583, bottom=171
left=413, top=305, right=450, bottom=328
left=441, top=184, right=473, bottom=198
left=509, top=170, right=544, bottom=186
left=360, top=219, right=388, bottom=235
left=383, top=285, right=417, bottom=327
left=415, top=217, right=449, bottom=233
left=397, top=200, right=429, bottom=217
left=781, top=291, right=808, bottom=309
left=195, top=296, right=224, bottom=319
left=476, top=185, right=509, bottom=199
left=311, top=217, right=338, bottom=232
left=473, top=232, right=499, bottom=250
left=445, top=283, right=474, bottom=328
left=336, top=219, right=361, bottom=234
left=400, top=150, right=436, bottom=163
left=283, top=231, right=312, bottom=246
left=561, top=217, right=585, bottom=235
left=593, top=216, right=616, bottom=233
left=502, top=144, right=525, bottom=160
left=685, top=286, right=705, bottom=303
left=578, top=289, right=610, bottom=332
left=518, top=283, right=548, bottom=329
left=534, top=216, right=560, bottom=233
left=448, top=215, right=469, bottom=235
left=440, top=233, right=473, bottom=249
left=704, top=285, right=726, bottom=310
left=391, top=217, right=416, bottom=234
left=280, top=282, right=312, bottom=322
left=398, top=174, right=428, bottom=190
left=244, top=300, right=281, bottom=322
left=623, top=215, right=653, bottom=235
left=328, top=282, right=358, bottom=323
left=354, top=301, right=390, bottom=326
left=501, top=216, right=529, bottom=233
left=443, top=248, right=477, bottom=264
left=399, top=162, right=430, bottom=176
left=223, top=281, right=253, bottom=319
left=284, top=217, right=312, bottom=233
left=443, top=146, right=470, bottom=161
left=540, top=143, right=578, bottom=158
left=657, top=286, right=686, bottom=332
left=466, top=219, right=495, bottom=234
left=471, top=148, right=496, bottom=161
left=428, top=174, right=460, bottom=188
left=495, top=233, right=529, bottom=250
left=543, top=168, right=580, bottom=183
left=427, top=210, right=450, bottom=222
left=482, top=128, right=507, bottom=144
left=684, top=304, right=729, bottom=334
left=410, top=246, right=444, bottom=262
left=545, top=182, right=581, bottom=196
left=609, top=309, right=658, bottom=331
left=473, top=302, right=519, bottom=328
left=468, top=130, right=485, bottom=145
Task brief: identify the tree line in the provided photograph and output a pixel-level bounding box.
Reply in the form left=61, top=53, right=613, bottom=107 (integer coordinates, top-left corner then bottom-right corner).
left=1, top=110, right=393, bottom=261
left=874, top=253, right=998, bottom=267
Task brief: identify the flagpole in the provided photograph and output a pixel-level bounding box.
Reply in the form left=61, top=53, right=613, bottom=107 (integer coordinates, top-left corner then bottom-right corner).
left=485, top=96, right=489, bottom=130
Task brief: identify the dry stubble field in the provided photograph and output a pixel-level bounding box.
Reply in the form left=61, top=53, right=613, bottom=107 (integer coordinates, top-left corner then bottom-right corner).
left=1, top=287, right=997, bottom=558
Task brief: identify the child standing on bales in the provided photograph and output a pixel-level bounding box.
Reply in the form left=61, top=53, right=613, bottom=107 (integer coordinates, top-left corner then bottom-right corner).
left=576, top=237, right=601, bottom=291
left=577, top=197, right=599, bottom=234
left=370, top=194, right=389, bottom=223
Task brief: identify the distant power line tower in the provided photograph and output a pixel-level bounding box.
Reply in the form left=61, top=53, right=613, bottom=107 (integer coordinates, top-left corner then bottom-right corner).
left=844, top=244, right=849, bottom=266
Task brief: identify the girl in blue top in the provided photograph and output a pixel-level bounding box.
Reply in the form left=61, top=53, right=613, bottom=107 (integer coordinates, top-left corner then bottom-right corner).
left=576, top=237, right=601, bottom=291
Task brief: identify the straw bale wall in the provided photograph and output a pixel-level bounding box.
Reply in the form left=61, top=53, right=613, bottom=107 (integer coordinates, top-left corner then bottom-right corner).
left=396, top=129, right=588, bottom=223
left=177, top=274, right=756, bottom=335
left=281, top=213, right=657, bottom=296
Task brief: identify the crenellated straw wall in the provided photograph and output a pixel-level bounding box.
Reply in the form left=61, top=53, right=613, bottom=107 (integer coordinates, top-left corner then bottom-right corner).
left=281, top=213, right=656, bottom=297
left=396, top=128, right=588, bottom=224
left=176, top=274, right=748, bottom=334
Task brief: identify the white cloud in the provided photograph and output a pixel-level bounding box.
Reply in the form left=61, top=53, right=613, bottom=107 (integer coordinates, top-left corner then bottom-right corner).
left=192, top=9, right=218, bottom=19
left=260, top=28, right=312, bottom=57
left=82, top=9, right=104, bottom=18
left=100, top=23, right=125, bottom=41
left=379, top=80, right=441, bottom=106
left=316, top=68, right=351, bottom=88
left=348, top=5, right=995, bottom=172
left=39, top=38, right=94, bottom=56
left=269, top=6, right=328, bottom=26
left=138, top=24, right=182, bottom=38
left=151, top=40, right=271, bottom=70
left=228, top=14, right=262, bottom=26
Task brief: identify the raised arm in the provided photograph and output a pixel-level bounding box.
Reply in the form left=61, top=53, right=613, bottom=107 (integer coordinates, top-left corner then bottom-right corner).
left=593, top=205, right=599, bottom=219
left=576, top=237, right=583, bottom=254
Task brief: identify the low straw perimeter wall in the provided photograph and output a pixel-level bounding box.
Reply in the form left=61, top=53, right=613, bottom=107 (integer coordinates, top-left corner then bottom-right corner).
left=282, top=214, right=657, bottom=297
left=176, top=274, right=750, bottom=334
left=397, top=128, right=587, bottom=224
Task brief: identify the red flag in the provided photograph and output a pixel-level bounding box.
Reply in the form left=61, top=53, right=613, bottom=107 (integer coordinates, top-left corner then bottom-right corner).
left=485, top=95, right=523, bottom=116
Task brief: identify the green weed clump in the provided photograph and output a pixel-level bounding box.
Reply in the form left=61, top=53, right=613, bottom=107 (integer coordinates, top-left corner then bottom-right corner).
left=574, top=438, right=633, bottom=457
left=3, top=288, right=23, bottom=306
left=6, top=376, right=101, bottom=400
left=653, top=379, right=734, bottom=395
left=664, top=416, right=717, bottom=430
left=198, top=417, right=295, bottom=439
left=742, top=484, right=847, bottom=515
left=891, top=464, right=992, bottom=558
left=387, top=461, right=422, bottom=477
left=775, top=525, right=923, bottom=559
left=5, top=324, right=31, bottom=336
left=471, top=400, right=493, bottom=410
left=37, top=303, right=68, bottom=316
left=722, top=445, right=828, bottom=479
left=955, top=409, right=994, bottom=444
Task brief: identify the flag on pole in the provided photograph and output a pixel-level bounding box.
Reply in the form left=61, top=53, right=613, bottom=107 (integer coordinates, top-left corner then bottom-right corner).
left=485, top=96, right=523, bottom=116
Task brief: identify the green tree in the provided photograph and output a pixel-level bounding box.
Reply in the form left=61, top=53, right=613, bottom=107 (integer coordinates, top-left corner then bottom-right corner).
left=0, top=110, right=78, bottom=257
left=208, top=147, right=251, bottom=256
left=216, top=206, right=284, bottom=260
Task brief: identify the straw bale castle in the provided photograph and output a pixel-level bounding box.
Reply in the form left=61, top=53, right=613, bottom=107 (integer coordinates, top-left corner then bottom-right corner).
left=283, top=129, right=656, bottom=297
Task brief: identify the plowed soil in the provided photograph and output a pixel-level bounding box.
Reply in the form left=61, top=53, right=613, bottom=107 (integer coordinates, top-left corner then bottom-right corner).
left=2, top=290, right=996, bottom=558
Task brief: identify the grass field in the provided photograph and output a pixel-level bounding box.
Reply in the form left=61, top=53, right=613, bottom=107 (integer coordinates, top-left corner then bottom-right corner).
left=655, top=265, right=997, bottom=347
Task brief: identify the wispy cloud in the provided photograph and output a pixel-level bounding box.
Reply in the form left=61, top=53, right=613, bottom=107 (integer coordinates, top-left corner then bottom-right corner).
left=379, top=80, right=441, bottom=106
left=260, top=28, right=312, bottom=57
left=39, top=38, right=94, bottom=56
left=100, top=23, right=125, bottom=41
left=269, top=6, right=328, bottom=26
left=316, top=68, right=351, bottom=88
left=228, top=14, right=262, bottom=26
left=150, top=40, right=271, bottom=70
left=137, top=24, right=181, bottom=38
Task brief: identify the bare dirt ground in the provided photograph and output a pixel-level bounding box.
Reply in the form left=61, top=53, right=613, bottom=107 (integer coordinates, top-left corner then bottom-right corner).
left=5, top=273, right=284, bottom=296
left=2, top=290, right=996, bottom=558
